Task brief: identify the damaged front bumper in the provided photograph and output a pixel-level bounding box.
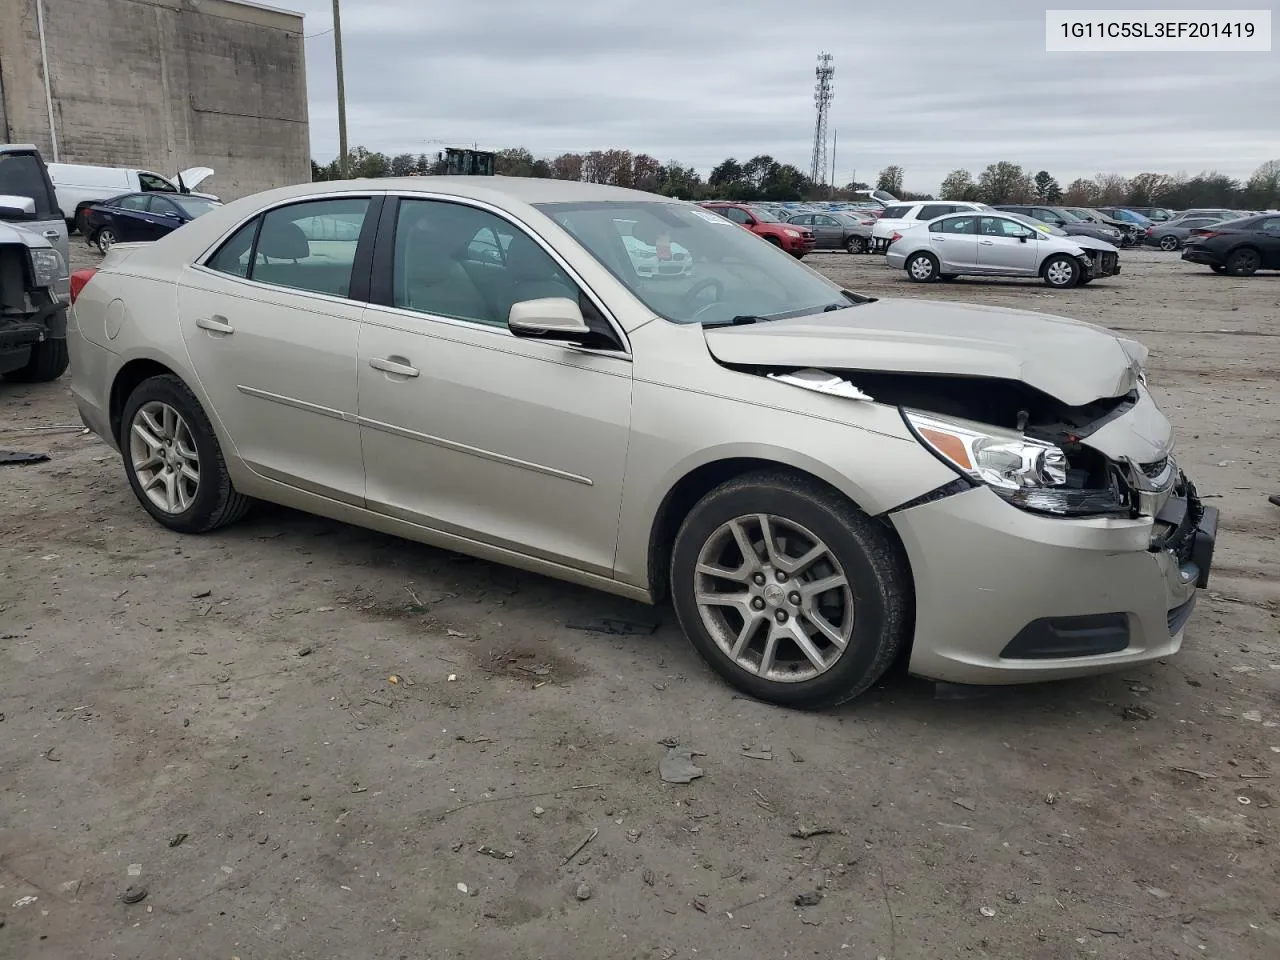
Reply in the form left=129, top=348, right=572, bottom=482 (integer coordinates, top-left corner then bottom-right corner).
left=889, top=474, right=1216, bottom=686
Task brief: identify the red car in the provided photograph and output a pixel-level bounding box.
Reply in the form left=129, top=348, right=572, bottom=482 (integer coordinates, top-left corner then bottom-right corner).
left=698, top=202, right=816, bottom=258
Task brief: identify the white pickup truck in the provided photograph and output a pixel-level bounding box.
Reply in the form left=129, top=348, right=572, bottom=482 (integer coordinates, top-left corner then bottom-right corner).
left=46, top=163, right=217, bottom=234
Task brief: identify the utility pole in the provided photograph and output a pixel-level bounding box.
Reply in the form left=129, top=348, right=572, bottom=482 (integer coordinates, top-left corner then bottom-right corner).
left=332, top=0, right=349, bottom=178
left=830, top=129, right=837, bottom=198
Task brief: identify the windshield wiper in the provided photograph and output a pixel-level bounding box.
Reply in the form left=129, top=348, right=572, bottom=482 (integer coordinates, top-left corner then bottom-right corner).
left=702, top=314, right=774, bottom=327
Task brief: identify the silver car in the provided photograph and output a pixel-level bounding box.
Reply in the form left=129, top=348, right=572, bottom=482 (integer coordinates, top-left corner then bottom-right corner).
left=886, top=211, right=1121, bottom=288
left=66, top=178, right=1214, bottom=707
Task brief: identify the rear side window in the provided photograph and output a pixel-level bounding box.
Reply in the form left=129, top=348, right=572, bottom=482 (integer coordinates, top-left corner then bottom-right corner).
left=117, top=194, right=150, bottom=212
left=206, top=221, right=258, bottom=278
left=916, top=204, right=954, bottom=219
left=252, top=198, right=371, bottom=297
left=880, top=205, right=911, bottom=219
left=0, top=151, right=58, bottom=218
left=933, top=216, right=977, bottom=234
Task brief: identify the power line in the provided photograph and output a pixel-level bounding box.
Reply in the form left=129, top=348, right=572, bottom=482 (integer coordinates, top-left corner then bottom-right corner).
left=306, top=26, right=334, bottom=39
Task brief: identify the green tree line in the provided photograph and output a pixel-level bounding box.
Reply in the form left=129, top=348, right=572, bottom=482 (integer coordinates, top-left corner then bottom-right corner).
left=313, top=147, right=1280, bottom=210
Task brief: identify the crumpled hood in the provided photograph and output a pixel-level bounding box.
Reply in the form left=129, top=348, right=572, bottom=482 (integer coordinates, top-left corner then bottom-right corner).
left=703, top=298, right=1144, bottom=408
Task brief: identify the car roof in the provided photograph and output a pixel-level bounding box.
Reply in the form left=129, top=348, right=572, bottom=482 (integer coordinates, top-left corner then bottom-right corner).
left=288, top=176, right=673, bottom=207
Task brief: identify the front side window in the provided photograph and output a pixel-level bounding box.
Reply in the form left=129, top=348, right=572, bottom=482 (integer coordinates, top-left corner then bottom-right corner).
left=1259, top=218, right=1280, bottom=234
left=980, top=216, right=1030, bottom=238
left=721, top=207, right=752, bottom=224
left=537, top=200, right=851, bottom=327
left=138, top=173, right=175, bottom=192
left=392, top=198, right=581, bottom=329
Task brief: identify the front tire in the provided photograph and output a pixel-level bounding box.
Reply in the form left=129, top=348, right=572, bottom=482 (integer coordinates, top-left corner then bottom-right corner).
left=1226, top=247, right=1261, bottom=276
left=846, top=236, right=867, bottom=254
left=1042, top=254, right=1080, bottom=288
left=5, top=338, right=69, bottom=383
left=905, top=251, right=939, bottom=282
left=669, top=471, right=911, bottom=709
left=119, top=374, right=253, bottom=534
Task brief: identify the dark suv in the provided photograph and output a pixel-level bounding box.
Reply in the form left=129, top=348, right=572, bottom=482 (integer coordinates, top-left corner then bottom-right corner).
left=993, top=205, right=1126, bottom=247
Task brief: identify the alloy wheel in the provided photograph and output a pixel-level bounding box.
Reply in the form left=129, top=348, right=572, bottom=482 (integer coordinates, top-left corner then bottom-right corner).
left=97, top=229, right=116, bottom=253
left=1159, top=235, right=1179, bottom=251
left=129, top=401, right=200, bottom=515
left=693, top=514, right=855, bottom=683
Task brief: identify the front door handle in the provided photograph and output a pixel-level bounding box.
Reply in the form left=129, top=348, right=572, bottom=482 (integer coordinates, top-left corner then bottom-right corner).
left=369, top=357, right=419, bottom=378
left=979, top=240, right=994, bottom=245
left=43, top=230, right=61, bottom=240
left=196, top=316, right=234, bottom=334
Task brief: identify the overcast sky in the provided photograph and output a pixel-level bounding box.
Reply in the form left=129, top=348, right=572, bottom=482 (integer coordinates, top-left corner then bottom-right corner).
left=280, top=0, right=1276, bottom=193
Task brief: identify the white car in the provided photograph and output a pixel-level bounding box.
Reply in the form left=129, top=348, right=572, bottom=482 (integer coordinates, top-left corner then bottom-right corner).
left=47, top=162, right=218, bottom=233
left=885, top=211, right=1121, bottom=288
left=871, top=201, right=991, bottom=251
left=620, top=232, right=693, bottom=278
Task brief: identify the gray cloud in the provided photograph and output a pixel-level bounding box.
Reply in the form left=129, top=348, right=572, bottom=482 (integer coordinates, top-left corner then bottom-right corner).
left=286, top=0, right=1277, bottom=192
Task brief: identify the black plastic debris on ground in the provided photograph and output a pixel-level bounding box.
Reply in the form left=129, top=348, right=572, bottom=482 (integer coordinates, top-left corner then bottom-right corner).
left=566, top=616, right=661, bottom=636
left=0, top=450, right=50, bottom=466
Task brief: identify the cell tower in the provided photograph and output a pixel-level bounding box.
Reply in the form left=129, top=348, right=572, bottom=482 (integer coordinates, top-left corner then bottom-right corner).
left=809, top=52, right=835, bottom=187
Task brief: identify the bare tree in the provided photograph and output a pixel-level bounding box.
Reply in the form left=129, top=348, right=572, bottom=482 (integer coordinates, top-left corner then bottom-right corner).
left=1063, top=178, right=1101, bottom=206
left=876, top=165, right=905, bottom=196
left=977, top=161, right=1032, bottom=204
left=938, top=169, right=978, bottom=201
left=1092, top=173, right=1129, bottom=205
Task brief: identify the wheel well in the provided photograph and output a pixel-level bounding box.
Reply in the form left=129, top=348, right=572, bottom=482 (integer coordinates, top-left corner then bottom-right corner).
left=109, top=359, right=176, bottom=441
left=645, top=457, right=908, bottom=599
left=1228, top=244, right=1260, bottom=258
left=764, top=235, right=782, bottom=245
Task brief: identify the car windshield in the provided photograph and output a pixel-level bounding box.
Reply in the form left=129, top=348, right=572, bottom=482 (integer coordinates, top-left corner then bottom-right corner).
left=748, top=207, right=781, bottom=222
left=0, top=151, right=58, bottom=219
left=170, top=196, right=220, bottom=218
left=536, top=200, right=856, bottom=326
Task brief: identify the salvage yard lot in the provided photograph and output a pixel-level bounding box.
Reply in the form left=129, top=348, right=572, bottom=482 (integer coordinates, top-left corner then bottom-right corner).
left=2, top=247, right=1277, bottom=959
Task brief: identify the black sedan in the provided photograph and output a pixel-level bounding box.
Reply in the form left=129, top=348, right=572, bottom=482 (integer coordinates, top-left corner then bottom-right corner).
left=84, top=192, right=222, bottom=254
left=1181, top=215, right=1280, bottom=276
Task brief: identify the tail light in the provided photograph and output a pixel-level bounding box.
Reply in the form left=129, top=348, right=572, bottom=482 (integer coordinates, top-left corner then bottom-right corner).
left=70, top=268, right=97, bottom=304
left=890, top=232, right=903, bottom=244
left=1192, top=229, right=1221, bottom=239
left=861, top=219, right=875, bottom=226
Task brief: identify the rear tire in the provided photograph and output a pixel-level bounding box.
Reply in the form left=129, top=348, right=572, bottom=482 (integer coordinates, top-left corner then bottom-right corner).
left=5, top=338, right=69, bottom=383
left=1042, top=254, right=1080, bottom=288
left=95, top=227, right=118, bottom=254
left=669, top=470, right=911, bottom=709
left=1226, top=247, right=1260, bottom=276
left=119, top=374, right=253, bottom=534
left=1158, top=235, right=1179, bottom=251
left=905, top=251, right=939, bottom=283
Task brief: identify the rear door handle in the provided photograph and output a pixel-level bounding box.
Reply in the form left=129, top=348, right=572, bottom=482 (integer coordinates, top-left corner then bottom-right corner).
left=369, top=357, right=419, bottom=378
left=196, top=316, right=234, bottom=334
left=979, top=240, right=994, bottom=245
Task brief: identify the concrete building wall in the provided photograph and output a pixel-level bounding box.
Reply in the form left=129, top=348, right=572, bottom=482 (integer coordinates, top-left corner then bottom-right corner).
left=0, top=0, right=309, bottom=201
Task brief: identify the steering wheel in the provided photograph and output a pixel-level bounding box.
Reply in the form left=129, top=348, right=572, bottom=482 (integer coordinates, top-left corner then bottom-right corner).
left=683, top=278, right=725, bottom=320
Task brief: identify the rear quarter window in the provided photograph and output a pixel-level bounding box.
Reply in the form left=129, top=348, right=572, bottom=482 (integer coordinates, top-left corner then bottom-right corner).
left=880, top=205, right=911, bottom=219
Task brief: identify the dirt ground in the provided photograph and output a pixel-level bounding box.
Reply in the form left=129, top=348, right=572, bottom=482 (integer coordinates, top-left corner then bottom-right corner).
left=2, top=245, right=1277, bottom=960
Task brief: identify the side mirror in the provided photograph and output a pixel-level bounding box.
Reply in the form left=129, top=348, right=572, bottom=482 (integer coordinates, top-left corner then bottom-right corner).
left=0, top=194, right=37, bottom=220
left=508, top=297, right=590, bottom=339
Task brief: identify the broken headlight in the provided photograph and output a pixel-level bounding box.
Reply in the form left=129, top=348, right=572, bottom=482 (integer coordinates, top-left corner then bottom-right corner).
left=29, top=247, right=65, bottom=289
left=902, top=410, right=1129, bottom=517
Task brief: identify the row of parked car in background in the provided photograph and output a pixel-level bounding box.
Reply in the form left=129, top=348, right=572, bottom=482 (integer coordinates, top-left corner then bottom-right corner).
left=696, top=193, right=1280, bottom=281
